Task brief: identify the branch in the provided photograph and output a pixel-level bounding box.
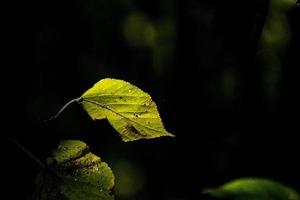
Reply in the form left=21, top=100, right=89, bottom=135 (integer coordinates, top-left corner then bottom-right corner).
left=11, top=138, right=45, bottom=168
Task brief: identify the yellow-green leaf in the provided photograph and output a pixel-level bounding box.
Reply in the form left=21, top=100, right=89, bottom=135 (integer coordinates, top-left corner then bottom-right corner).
left=80, top=78, right=174, bottom=142
left=203, top=177, right=300, bottom=200
left=29, top=140, right=115, bottom=200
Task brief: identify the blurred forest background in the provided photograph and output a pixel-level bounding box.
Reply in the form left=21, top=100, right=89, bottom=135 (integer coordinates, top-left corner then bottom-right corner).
left=4, top=0, right=299, bottom=199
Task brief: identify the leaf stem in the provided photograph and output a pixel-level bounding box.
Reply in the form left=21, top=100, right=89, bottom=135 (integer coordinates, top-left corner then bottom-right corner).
left=11, top=138, right=45, bottom=168
left=45, top=97, right=82, bottom=122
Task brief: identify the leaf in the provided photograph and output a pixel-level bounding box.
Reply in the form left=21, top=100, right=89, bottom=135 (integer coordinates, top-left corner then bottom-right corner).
left=80, top=78, right=174, bottom=142
left=29, top=140, right=115, bottom=200
left=203, top=177, right=300, bottom=200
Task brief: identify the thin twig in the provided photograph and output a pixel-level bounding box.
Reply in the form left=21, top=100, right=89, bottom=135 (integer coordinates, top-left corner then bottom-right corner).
left=44, top=97, right=82, bottom=122
left=11, top=138, right=45, bottom=168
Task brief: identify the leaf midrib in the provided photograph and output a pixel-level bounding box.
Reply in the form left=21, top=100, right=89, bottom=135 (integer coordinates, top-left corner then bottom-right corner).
left=83, top=94, right=149, bottom=98
left=82, top=99, right=168, bottom=134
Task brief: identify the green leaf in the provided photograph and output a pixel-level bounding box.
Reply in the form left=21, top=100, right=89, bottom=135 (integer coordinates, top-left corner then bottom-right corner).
left=80, top=78, right=174, bottom=142
left=203, top=177, right=300, bottom=200
left=29, top=140, right=115, bottom=200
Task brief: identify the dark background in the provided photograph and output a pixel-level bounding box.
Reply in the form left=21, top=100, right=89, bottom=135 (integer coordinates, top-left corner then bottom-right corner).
left=4, top=0, right=299, bottom=199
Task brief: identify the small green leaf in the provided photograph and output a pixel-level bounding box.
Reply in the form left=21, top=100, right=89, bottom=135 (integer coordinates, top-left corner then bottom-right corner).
left=29, top=140, right=115, bottom=200
left=80, top=78, right=174, bottom=142
left=203, top=177, right=300, bottom=200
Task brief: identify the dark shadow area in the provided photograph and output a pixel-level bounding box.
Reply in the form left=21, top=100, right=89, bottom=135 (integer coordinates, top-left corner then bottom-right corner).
left=3, top=0, right=299, bottom=199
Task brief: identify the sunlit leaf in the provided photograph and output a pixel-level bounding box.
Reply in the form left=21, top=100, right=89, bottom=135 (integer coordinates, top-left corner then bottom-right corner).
left=80, top=78, right=174, bottom=142
left=203, top=177, right=300, bottom=200
left=29, top=140, right=115, bottom=200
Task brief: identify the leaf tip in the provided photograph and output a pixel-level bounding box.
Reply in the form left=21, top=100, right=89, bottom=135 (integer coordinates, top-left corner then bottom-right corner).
left=202, top=188, right=214, bottom=194
left=161, top=131, right=175, bottom=138
left=168, top=132, right=176, bottom=137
